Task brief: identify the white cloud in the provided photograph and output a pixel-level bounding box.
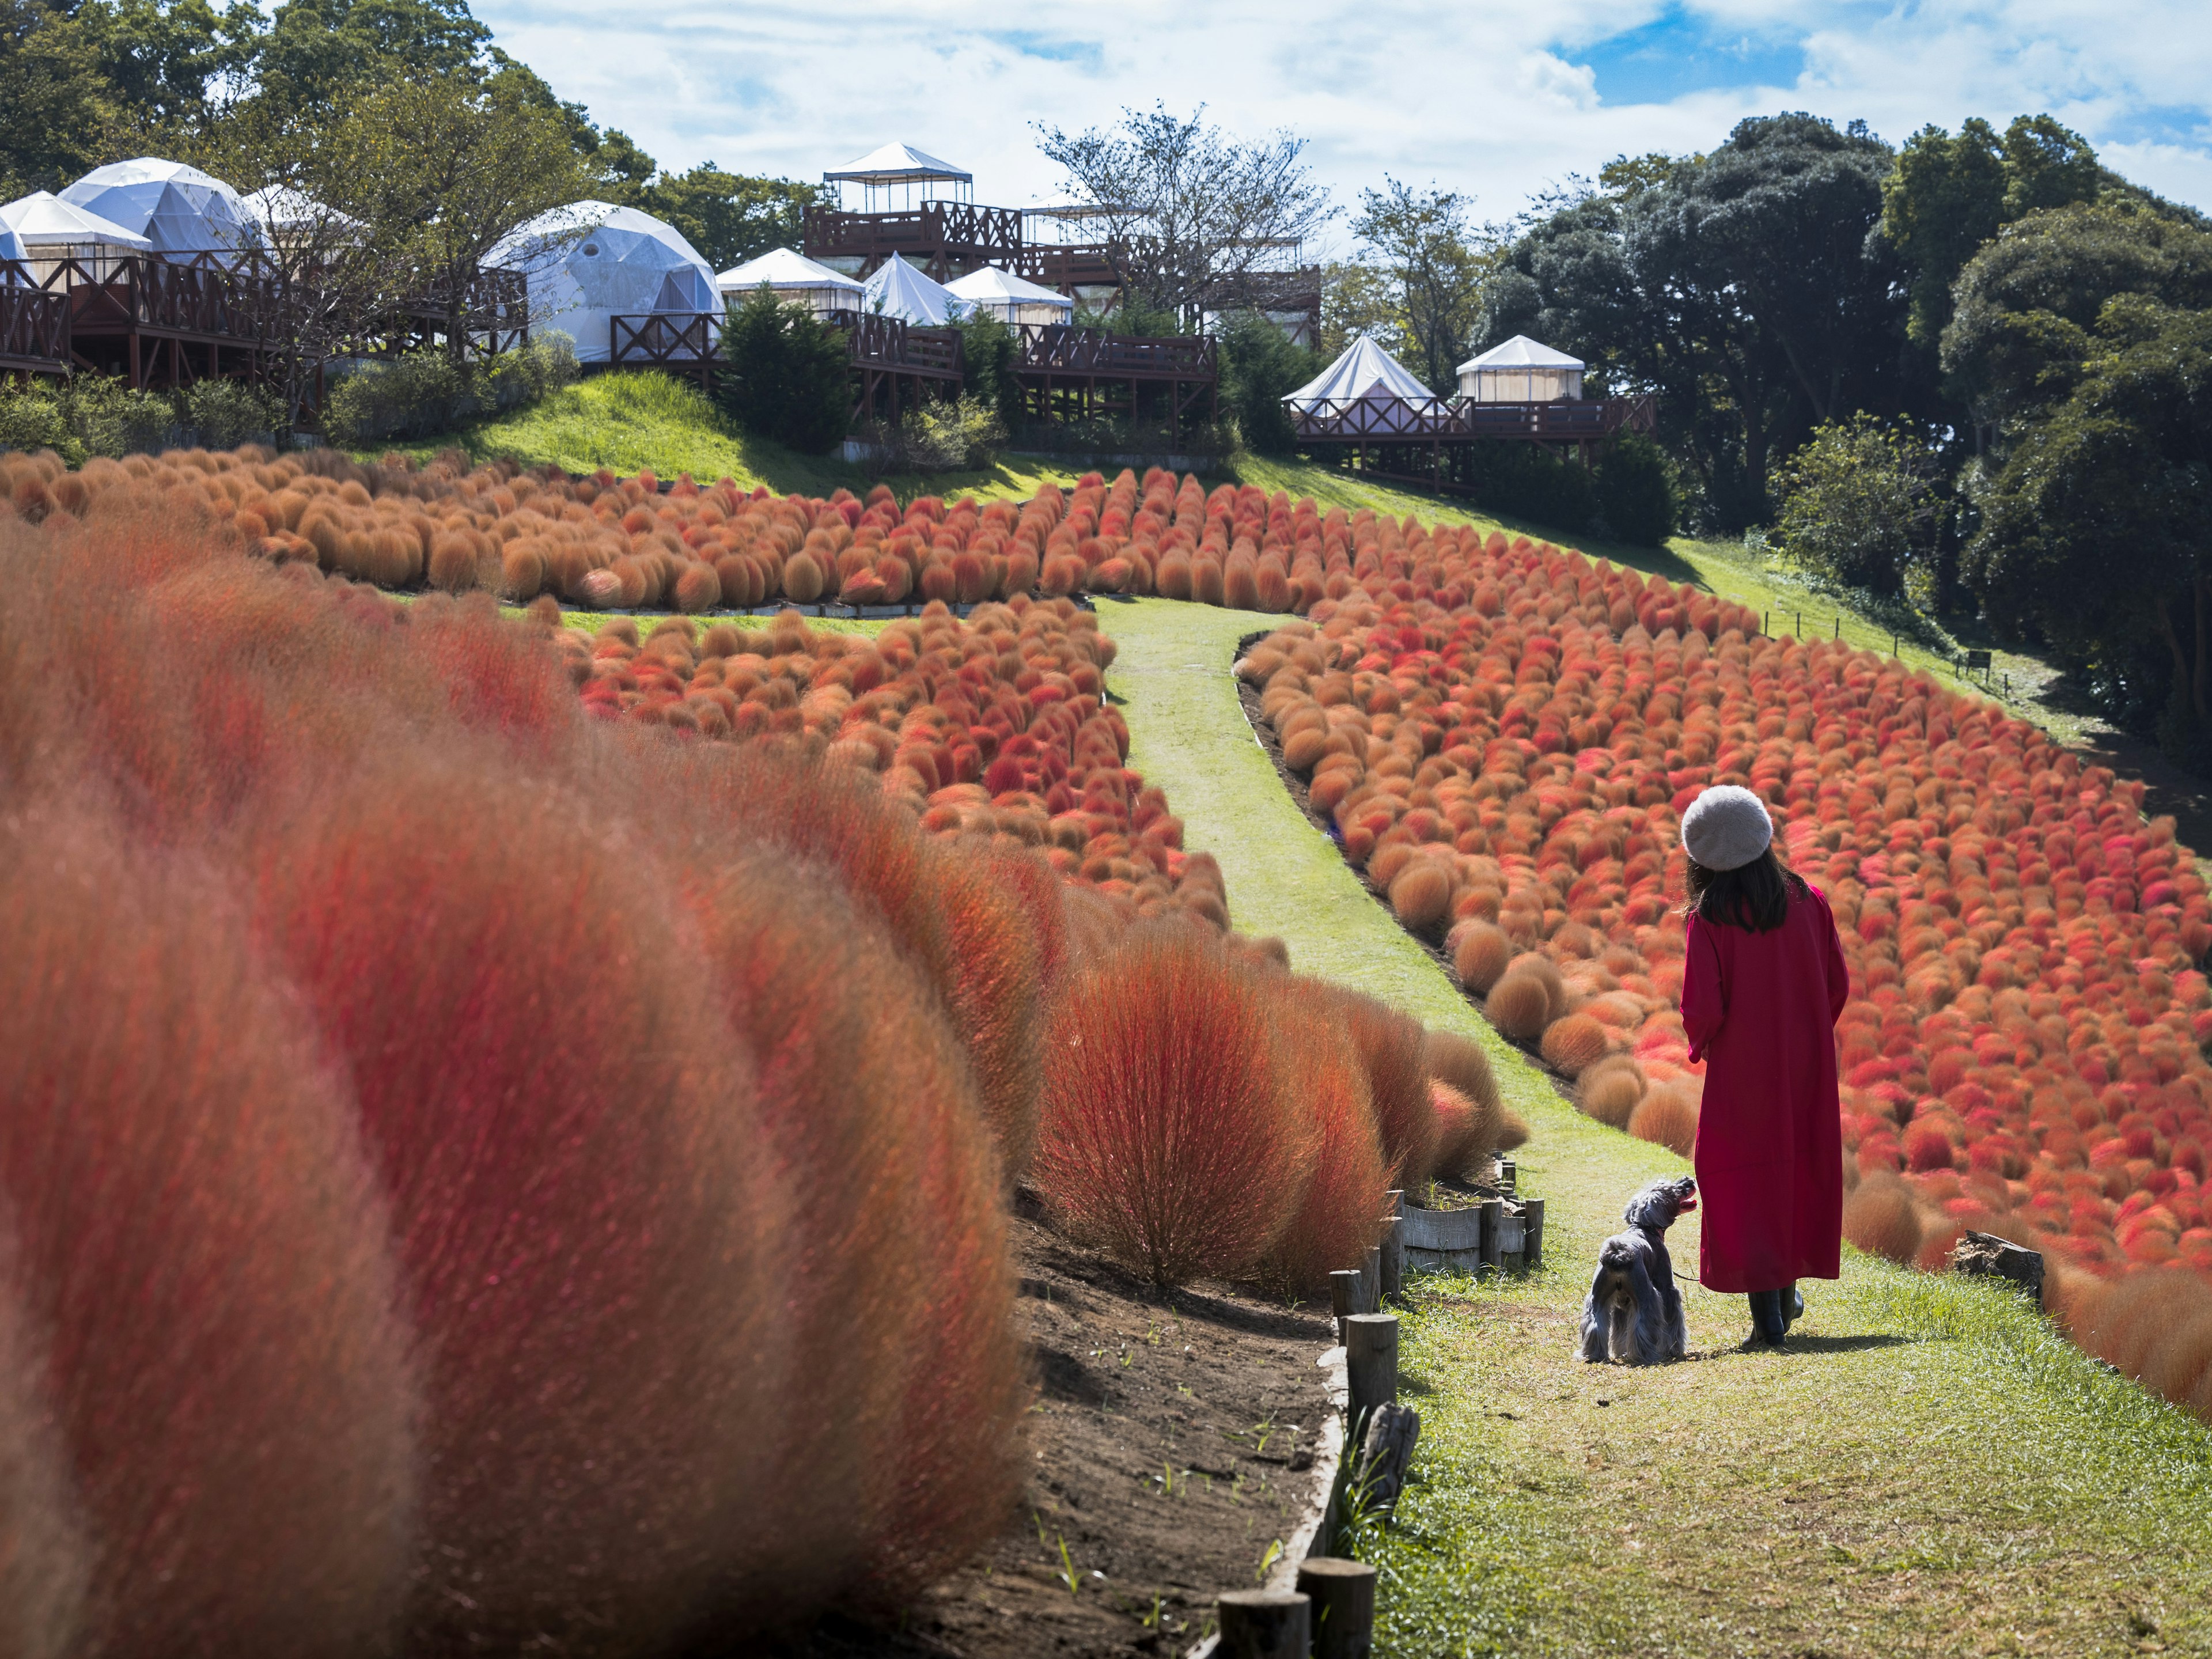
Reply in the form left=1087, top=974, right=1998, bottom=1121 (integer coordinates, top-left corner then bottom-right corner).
left=471, top=0, right=2212, bottom=230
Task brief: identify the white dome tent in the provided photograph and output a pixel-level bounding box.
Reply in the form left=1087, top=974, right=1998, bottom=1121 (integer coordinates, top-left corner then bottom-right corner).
left=60, top=158, right=253, bottom=259
left=490, top=201, right=718, bottom=365
left=240, top=185, right=364, bottom=249
left=943, top=264, right=1072, bottom=327
left=1457, top=335, right=1585, bottom=403
left=0, top=220, right=29, bottom=284
left=717, top=246, right=864, bottom=316
left=862, top=253, right=966, bottom=326
left=1282, top=334, right=1441, bottom=435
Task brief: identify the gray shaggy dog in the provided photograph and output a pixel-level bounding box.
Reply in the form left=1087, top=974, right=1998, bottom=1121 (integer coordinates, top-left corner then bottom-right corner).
left=1578, top=1176, right=1698, bottom=1365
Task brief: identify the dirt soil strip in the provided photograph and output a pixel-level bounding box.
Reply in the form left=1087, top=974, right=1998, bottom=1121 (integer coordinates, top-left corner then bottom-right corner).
left=787, top=1202, right=1335, bottom=1658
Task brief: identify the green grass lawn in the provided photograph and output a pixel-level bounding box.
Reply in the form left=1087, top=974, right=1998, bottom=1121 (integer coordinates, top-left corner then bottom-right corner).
left=1100, top=596, right=2212, bottom=1659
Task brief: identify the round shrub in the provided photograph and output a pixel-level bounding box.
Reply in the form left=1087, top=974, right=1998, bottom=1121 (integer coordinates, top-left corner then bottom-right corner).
left=1389, top=861, right=1452, bottom=933
left=1336, top=988, right=1439, bottom=1187
left=1628, top=1086, right=1699, bottom=1157
left=1539, top=1013, right=1612, bottom=1077
left=1903, top=1121, right=1957, bottom=1173
left=1422, top=1028, right=1500, bottom=1118
left=1505, top=952, right=1571, bottom=1024
left=1452, top=922, right=1513, bottom=994
left=1486, top=971, right=1552, bottom=1043
left=1842, top=1175, right=1923, bottom=1264
left=1580, top=1059, right=1645, bottom=1128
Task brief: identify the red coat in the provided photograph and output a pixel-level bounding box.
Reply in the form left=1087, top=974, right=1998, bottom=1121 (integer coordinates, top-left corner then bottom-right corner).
left=1681, top=882, right=1851, bottom=1293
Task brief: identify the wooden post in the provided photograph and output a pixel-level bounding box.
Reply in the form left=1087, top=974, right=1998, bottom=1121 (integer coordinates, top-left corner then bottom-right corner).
left=1344, top=1313, right=1398, bottom=1417
left=1379, top=1215, right=1404, bottom=1301
left=1479, top=1198, right=1503, bottom=1272
left=1359, top=1244, right=1382, bottom=1314
left=1328, top=1270, right=1361, bottom=1346
left=1296, top=1557, right=1377, bottom=1659
left=1216, top=1589, right=1309, bottom=1659
left=1498, top=1158, right=1516, bottom=1195
left=1525, top=1197, right=1546, bottom=1270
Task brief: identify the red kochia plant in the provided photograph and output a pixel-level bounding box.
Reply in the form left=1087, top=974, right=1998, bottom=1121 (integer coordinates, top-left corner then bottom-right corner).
left=1033, top=922, right=1315, bottom=1286
left=1263, top=987, right=1391, bottom=1291
left=1336, top=987, right=1441, bottom=1187
left=0, top=799, right=419, bottom=1659
left=253, top=753, right=787, bottom=1655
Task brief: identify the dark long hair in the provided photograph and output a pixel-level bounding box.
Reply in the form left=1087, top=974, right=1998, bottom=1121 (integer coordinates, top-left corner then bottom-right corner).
left=1683, top=844, right=1806, bottom=933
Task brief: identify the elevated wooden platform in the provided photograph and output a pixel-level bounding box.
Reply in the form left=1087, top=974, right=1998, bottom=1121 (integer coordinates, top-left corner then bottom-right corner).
left=804, top=201, right=1024, bottom=282
left=1291, top=393, right=1656, bottom=459
left=825, top=309, right=963, bottom=423
left=1013, top=325, right=1218, bottom=440
left=608, top=313, right=716, bottom=389
left=378, top=266, right=529, bottom=361
left=36, top=251, right=275, bottom=388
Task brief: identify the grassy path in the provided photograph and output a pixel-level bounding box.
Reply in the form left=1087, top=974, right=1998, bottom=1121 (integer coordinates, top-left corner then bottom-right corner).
left=1100, top=597, right=2212, bottom=1659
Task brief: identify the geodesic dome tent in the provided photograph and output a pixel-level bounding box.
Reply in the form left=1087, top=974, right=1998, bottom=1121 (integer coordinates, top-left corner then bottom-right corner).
left=1282, top=334, right=1439, bottom=435
left=717, top=246, right=864, bottom=316
left=489, top=200, right=719, bottom=365
left=944, top=264, right=1073, bottom=327
left=862, top=253, right=966, bottom=325
left=240, top=185, right=364, bottom=247
left=60, top=158, right=253, bottom=258
left=1457, top=335, right=1584, bottom=402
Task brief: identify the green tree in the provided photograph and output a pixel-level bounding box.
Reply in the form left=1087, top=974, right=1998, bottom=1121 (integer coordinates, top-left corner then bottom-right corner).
left=77, top=0, right=263, bottom=131
left=1317, top=259, right=1395, bottom=357
left=340, top=66, right=593, bottom=362
left=1592, top=433, right=1677, bottom=547
left=1216, top=311, right=1317, bottom=457
left=955, top=310, right=1023, bottom=433
left=1347, top=177, right=1489, bottom=394
left=253, top=0, right=490, bottom=105
left=718, top=287, right=851, bottom=454
left=0, top=0, right=115, bottom=195
left=1965, top=306, right=2212, bottom=756
left=635, top=166, right=826, bottom=272
left=1771, top=414, right=1949, bottom=601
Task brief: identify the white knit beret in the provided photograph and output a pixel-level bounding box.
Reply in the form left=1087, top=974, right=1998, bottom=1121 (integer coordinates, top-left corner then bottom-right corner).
left=1680, top=784, right=1774, bottom=872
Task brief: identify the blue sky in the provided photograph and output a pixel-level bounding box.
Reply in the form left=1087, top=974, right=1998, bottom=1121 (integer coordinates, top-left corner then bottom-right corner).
left=474, top=1, right=2211, bottom=253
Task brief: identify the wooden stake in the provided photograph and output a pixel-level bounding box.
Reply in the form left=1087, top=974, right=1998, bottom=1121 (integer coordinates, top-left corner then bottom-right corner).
left=1478, top=1198, right=1503, bottom=1271
left=1525, top=1196, right=1546, bottom=1270
left=1297, top=1557, right=1377, bottom=1659
left=1344, top=1313, right=1399, bottom=1417
left=1328, top=1270, right=1361, bottom=1346
left=1217, top=1589, right=1310, bottom=1659
left=1359, top=1244, right=1382, bottom=1313
left=1379, top=1214, right=1404, bottom=1301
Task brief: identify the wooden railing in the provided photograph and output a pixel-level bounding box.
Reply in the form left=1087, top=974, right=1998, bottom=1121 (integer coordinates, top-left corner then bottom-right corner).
left=1289, top=395, right=1657, bottom=443
left=387, top=266, right=529, bottom=357
left=824, top=310, right=963, bottom=378
left=37, top=251, right=274, bottom=344
left=803, top=202, right=1025, bottom=270
left=0, top=266, right=68, bottom=369
left=610, top=312, right=716, bottom=365
left=1016, top=324, right=1216, bottom=379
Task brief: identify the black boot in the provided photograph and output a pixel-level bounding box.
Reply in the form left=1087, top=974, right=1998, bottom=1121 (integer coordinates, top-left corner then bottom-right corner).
left=1742, top=1290, right=1787, bottom=1350
left=1782, top=1283, right=1804, bottom=1331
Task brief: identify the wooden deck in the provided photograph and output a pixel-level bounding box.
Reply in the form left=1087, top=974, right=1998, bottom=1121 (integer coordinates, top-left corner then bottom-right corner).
left=36, top=251, right=275, bottom=387
left=824, top=309, right=964, bottom=423
left=1013, top=324, right=1218, bottom=439
left=803, top=202, right=1025, bottom=282
left=1290, top=394, right=1656, bottom=448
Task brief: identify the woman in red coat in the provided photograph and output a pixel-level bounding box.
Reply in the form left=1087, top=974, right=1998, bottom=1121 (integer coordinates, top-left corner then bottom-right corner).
left=1678, top=785, right=1851, bottom=1350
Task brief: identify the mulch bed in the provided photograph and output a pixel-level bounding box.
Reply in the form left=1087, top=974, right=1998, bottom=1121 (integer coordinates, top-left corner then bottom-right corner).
left=786, top=1194, right=1336, bottom=1657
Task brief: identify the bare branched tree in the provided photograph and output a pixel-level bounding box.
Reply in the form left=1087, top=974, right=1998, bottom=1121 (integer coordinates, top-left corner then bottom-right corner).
left=1348, top=178, right=1492, bottom=393
left=1035, top=104, right=1335, bottom=328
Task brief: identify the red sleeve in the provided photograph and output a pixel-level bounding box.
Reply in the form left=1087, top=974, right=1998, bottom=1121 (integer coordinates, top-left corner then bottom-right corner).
left=1811, top=884, right=1850, bottom=1023
left=1681, top=914, right=1725, bottom=1063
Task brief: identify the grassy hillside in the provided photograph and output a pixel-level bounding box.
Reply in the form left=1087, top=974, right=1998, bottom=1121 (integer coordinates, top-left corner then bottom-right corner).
left=1101, top=597, right=2212, bottom=1658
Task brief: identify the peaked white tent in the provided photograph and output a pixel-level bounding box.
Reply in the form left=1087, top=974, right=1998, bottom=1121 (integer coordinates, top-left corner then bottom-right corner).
left=1457, top=335, right=1584, bottom=402
left=862, top=253, right=966, bottom=326
left=490, top=200, right=719, bottom=364
left=823, top=142, right=972, bottom=210
left=61, top=158, right=252, bottom=258
left=944, top=264, right=1073, bottom=326
left=717, top=246, right=864, bottom=315
left=1283, top=334, right=1438, bottom=433
left=0, top=192, right=153, bottom=281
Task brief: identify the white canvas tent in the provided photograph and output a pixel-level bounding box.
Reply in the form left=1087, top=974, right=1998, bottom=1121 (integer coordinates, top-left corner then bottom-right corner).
left=61, top=158, right=253, bottom=258
left=717, top=246, right=864, bottom=315
left=0, top=221, right=28, bottom=283
left=944, top=264, right=1073, bottom=326
left=1457, top=335, right=1584, bottom=402
left=1, top=192, right=153, bottom=280
left=862, top=253, right=966, bottom=325
left=1282, top=334, right=1438, bottom=434
left=822, top=142, right=972, bottom=210
left=489, top=200, right=719, bottom=364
